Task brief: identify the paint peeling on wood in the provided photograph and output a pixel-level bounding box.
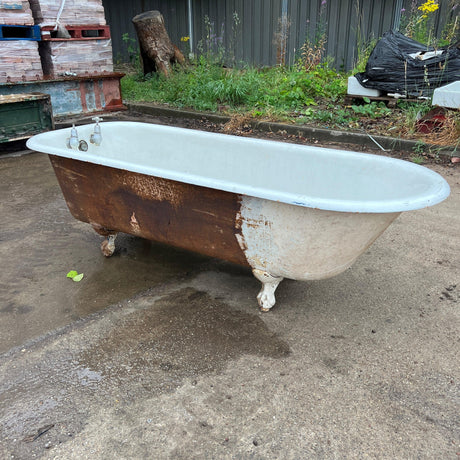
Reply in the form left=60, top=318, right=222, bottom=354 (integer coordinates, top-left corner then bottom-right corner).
left=0, top=73, right=125, bottom=116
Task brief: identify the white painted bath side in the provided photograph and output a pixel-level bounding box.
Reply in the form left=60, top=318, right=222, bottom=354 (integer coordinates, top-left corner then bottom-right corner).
left=236, top=196, right=400, bottom=281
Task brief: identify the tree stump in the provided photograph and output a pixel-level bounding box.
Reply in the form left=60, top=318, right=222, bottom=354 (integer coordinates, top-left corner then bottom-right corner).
left=132, top=10, right=185, bottom=77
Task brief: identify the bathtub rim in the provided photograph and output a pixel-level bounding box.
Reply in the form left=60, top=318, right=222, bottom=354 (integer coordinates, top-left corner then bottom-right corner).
left=26, top=121, right=451, bottom=214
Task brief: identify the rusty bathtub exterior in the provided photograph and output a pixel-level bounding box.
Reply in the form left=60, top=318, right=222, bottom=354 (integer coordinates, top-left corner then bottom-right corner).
left=27, top=121, right=450, bottom=311
left=48, top=155, right=250, bottom=267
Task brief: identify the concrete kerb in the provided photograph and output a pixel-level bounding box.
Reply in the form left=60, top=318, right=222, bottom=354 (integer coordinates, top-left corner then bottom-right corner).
left=127, top=102, right=458, bottom=158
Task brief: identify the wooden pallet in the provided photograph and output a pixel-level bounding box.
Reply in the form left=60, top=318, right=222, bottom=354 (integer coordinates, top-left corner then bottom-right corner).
left=344, top=94, right=426, bottom=108
left=41, top=24, right=110, bottom=41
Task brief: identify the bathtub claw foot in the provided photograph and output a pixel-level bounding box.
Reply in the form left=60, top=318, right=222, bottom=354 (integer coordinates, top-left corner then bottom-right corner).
left=101, top=233, right=117, bottom=257
left=253, top=269, right=284, bottom=311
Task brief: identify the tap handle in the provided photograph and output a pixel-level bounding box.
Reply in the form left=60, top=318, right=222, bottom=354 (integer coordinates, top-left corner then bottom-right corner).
left=70, top=124, right=78, bottom=138
left=68, top=124, right=79, bottom=149
left=91, top=116, right=103, bottom=123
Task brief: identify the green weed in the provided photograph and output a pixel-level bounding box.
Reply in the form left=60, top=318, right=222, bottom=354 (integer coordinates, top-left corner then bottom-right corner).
left=121, top=33, right=141, bottom=71
left=413, top=140, right=427, bottom=155
left=121, top=60, right=348, bottom=116
left=351, top=101, right=391, bottom=118
left=410, top=153, right=426, bottom=164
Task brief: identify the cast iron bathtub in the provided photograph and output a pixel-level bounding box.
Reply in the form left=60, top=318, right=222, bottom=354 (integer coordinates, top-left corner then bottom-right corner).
left=26, top=121, right=450, bottom=311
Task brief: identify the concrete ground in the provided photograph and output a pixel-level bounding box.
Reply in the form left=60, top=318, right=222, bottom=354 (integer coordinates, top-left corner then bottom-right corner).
left=0, top=130, right=458, bottom=459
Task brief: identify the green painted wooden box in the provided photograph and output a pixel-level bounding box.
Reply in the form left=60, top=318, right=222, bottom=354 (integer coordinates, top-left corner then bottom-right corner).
left=0, top=93, right=54, bottom=143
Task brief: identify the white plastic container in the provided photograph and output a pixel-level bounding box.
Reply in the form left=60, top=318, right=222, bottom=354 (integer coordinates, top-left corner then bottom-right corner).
left=432, top=81, right=460, bottom=109
left=347, top=76, right=382, bottom=97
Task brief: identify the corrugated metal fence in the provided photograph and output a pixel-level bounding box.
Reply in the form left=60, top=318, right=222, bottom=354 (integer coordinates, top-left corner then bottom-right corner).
left=103, top=0, right=459, bottom=71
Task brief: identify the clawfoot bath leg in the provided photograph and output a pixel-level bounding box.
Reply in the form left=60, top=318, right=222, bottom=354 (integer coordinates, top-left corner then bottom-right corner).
left=91, top=224, right=118, bottom=257
left=252, top=269, right=284, bottom=312
left=100, top=233, right=118, bottom=257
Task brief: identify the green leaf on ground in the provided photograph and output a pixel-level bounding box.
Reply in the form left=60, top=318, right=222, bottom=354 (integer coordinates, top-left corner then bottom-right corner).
left=67, top=270, right=84, bottom=282
left=72, top=273, right=84, bottom=282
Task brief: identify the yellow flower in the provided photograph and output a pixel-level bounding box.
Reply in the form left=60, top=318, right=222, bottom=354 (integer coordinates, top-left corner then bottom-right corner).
left=180, top=36, right=190, bottom=42
left=418, top=0, right=439, bottom=14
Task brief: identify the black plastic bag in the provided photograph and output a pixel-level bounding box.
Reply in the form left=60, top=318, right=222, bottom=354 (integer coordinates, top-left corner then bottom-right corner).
left=355, top=31, right=460, bottom=97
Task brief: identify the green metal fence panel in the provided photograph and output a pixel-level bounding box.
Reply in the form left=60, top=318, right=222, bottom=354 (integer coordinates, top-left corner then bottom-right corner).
left=103, top=0, right=459, bottom=71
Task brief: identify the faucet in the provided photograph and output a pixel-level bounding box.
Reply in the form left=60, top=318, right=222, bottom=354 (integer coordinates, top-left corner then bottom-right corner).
left=90, top=116, right=103, bottom=146
left=66, top=124, right=79, bottom=150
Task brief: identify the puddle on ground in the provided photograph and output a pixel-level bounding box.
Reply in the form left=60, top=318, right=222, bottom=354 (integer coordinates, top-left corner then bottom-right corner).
left=73, top=236, right=210, bottom=317
left=79, top=287, right=290, bottom=393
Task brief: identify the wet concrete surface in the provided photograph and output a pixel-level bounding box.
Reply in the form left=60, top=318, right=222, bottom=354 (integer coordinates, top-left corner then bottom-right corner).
left=0, top=127, right=459, bottom=458
left=0, top=152, right=210, bottom=353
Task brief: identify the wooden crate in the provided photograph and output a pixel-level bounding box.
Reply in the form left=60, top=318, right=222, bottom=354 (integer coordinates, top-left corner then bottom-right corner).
left=0, top=1, right=34, bottom=25
left=0, top=73, right=125, bottom=116
left=0, top=40, right=43, bottom=82
left=0, top=93, right=54, bottom=143
left=46, top=39, right=113, bottom=76
left=29, top=0, right=106, bottom=26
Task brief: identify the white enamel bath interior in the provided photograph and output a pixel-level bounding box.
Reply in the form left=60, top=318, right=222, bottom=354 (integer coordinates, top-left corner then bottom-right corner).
left=27, top=121, right=450, bottom=213
left=27, top=121, right=451, bottom=310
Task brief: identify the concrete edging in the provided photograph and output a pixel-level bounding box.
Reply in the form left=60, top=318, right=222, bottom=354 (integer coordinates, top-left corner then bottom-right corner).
left=128, top=102, right=457, bottom=157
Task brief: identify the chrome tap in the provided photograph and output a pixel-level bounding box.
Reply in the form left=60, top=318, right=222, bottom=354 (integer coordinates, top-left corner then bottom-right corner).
left=90, top=116, right=103, bottom=146
left=66, top=124, right=79, bottom=149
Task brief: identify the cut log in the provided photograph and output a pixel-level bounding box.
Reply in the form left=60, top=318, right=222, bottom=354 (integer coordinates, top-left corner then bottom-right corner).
left=132, top=10, right=184, bottom=77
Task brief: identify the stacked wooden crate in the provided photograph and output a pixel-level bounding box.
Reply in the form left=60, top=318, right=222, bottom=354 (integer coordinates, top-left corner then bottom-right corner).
left=30, top=0, right=113, bottom=77
left=0, top=1, right=43, bottom=83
